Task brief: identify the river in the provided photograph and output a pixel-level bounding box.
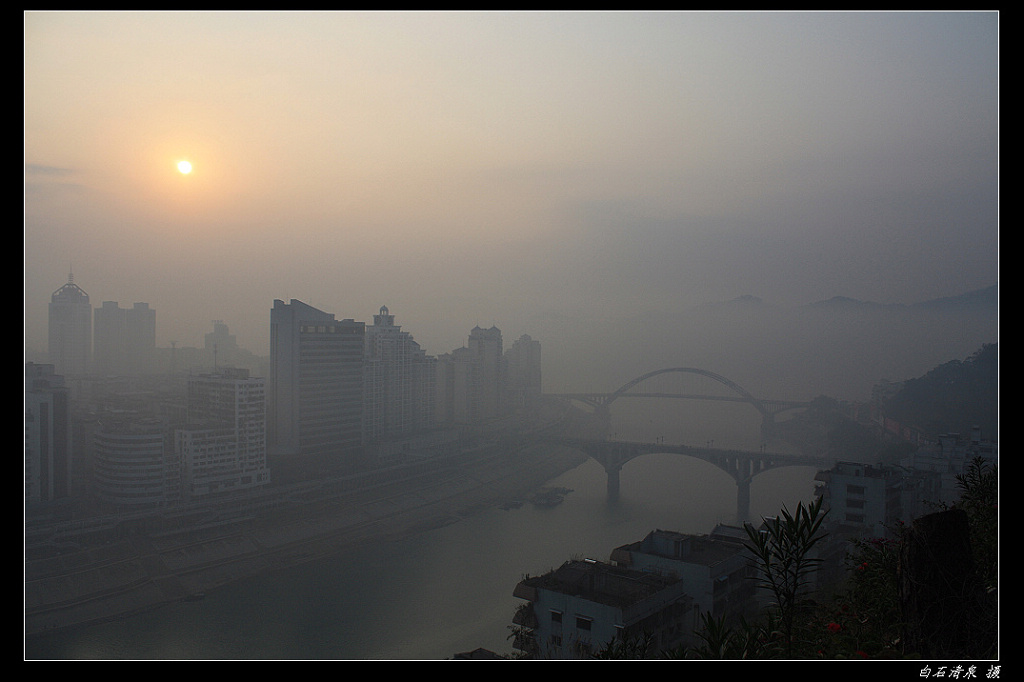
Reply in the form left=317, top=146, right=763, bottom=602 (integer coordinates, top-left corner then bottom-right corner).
left=25, top=404, right=820, bottom=660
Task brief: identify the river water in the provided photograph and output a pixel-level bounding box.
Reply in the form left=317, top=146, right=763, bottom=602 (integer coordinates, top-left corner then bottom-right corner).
left=25, top=405, right=819, bottom=660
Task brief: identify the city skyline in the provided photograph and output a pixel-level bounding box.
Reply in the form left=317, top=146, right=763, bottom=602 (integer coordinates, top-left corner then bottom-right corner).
left=25, top=11, right=998, bottom=391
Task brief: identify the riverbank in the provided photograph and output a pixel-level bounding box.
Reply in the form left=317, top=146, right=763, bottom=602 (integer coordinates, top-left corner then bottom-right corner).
left=25, top=444, right=588, bottom=638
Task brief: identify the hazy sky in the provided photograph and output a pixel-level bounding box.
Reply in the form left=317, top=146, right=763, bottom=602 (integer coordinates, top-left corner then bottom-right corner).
left=24, top=11, right=998, bottom=364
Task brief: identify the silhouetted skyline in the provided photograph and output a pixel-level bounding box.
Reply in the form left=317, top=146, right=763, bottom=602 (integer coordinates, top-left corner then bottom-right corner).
left=25, top=11, right=998, bottom=396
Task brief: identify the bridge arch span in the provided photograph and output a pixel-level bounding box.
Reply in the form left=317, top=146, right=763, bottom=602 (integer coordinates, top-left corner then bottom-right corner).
left=607, top=367, right=769, bottom=419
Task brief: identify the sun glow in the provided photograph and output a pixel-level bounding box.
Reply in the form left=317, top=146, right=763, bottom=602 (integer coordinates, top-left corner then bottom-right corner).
left=177, top=160, right=192, bottom=174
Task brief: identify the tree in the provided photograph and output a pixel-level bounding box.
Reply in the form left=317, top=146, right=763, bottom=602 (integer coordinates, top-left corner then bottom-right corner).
left=743, top=496, right=828, bottom=657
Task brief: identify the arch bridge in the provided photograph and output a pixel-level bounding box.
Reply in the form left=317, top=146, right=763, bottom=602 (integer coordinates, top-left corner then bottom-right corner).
left=550, top=367, right=810, bottom=433
left=543, top=436, right=832, bottom=523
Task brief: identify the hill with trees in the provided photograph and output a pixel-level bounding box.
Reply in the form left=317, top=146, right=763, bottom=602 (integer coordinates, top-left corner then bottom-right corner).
left=882, top=343, right=997, bottom=439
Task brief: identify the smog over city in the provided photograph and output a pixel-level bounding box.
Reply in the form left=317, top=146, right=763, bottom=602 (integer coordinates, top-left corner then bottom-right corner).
left=25, top=12, right=998, bottom=661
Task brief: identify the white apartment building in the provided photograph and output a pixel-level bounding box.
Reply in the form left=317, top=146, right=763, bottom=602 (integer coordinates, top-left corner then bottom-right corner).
left=175, top=368, right=270, bottom=498
left=815, top=461, right=940, bottom=539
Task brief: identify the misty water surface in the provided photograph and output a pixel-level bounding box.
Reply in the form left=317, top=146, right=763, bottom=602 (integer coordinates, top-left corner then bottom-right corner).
left=26, top=405, right=818, bottom=660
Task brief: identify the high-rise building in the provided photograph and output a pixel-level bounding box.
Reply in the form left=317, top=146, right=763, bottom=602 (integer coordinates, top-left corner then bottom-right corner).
left=25, top=363, right=72, bottom=505
left=93, top=301, right=157, bottom=375
left=269, top=299, right=365, bottom=463
left=505, top=334, right=542, bottom=408
left=175, top=367, right=270, bottom=498
left=48, top=272, right=91, bottom=376
left=125, top=302, right=156, bottom=374
left=468, top=325, right=503, bottom=421
left=364, top=306, right=435, bottom=444
left=93, top=301, right=125, bottom=376
left=205, top=319, right=237, bottom=368
left=435, top=325, right=504, bottom=425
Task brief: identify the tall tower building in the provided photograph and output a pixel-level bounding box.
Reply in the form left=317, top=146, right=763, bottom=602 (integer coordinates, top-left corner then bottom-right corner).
left=364, top=305, right=434, bottom=444
left=93, top=301, right=125, bottom=376
left=125, top=302, right=156, bottom=374
left=48, top=271, right=91, bottom=376
left=436, top=326, right=503, bottom=425
left=25, top=363, right=72, bottom=505
left=269, top=299, right=365, bottom=464
left=468, top=325, right=503, bottom=421
left=93, top=301, right=157, bottom=375
left=505, top=334, right=542, bottom=408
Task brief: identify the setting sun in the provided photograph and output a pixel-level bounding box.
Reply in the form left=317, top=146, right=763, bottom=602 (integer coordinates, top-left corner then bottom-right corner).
left=177, top=160, right=192, bottom=174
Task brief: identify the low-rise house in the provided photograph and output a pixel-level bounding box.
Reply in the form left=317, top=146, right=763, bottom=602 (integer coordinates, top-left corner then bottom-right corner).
left=609, top=527, right=757, bottom=636
left=512, top=558, right=692, bottom=659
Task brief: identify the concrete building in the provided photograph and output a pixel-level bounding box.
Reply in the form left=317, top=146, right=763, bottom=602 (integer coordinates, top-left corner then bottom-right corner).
left=435, top=326, right=504, bottom=426
left=94, top=418, right=180, bottom=506
left=93, top=301, right=156, bottom=375
left=434, top=346, right=473, bottom=425
left=468, top=325, right=503, bottom=420
left=175, top=368, right=270, bottom=498
left=814, top=460, right=940, bottom=539
left=609, top=528, right=756, bottom=636
left=363, top=306, right=435, bottom=446
left=125, top=302, right=156, bottom=374
left=900, top=427, right=998, bottom=506
left=93, top=301, right=126, bottom=376
left=504, top=333, right=542, bottom=409
left=269, top=299, right=365, bottom=464
left=25, top=363, right=72, bottom=505
left=512, top=558, right=693, bottom=659
left=48, top=272, right=91, bottom=377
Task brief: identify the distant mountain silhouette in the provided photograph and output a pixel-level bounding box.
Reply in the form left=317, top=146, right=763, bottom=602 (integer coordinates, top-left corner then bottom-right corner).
left=709, top=284, right=1001, bottom=313
left=911, top=284, right=998, bottom=311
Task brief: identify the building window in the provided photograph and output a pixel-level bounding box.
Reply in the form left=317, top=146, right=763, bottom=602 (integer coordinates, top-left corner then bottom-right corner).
left=550, top=610, right=562, bottom=624
left=576, top=616, right=592, bottom=631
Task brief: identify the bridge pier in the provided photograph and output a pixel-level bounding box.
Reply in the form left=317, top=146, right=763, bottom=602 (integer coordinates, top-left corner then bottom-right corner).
left=736, top=478, right=751, bottom=523
left=606, top=465, right=620, bottom=503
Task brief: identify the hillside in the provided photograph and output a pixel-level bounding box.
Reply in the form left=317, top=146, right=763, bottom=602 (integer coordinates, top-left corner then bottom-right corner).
left=882, top=343, right=998, bottom=439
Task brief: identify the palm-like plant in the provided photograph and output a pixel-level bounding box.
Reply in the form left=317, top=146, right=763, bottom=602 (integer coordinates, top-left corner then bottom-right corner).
left=743, top=496, right=828, bottom=657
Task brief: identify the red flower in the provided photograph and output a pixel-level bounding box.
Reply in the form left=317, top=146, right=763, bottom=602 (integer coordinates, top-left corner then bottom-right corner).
left=827, top=622, right=842, bottom=633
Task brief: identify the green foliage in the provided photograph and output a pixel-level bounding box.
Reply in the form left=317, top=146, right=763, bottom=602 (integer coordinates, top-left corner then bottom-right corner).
left=535, top=457, right=997, bottom=660
left=668, top=612, right=783, bottom=660
left=591, top=631, right=656, bottom=659
left=792, top=533, right=907, bottom=658
left=883, top=343, right=997, bottom=438
left=743, top=496, right=828, bottom=657
left=952, top=457, right=998, bottom=591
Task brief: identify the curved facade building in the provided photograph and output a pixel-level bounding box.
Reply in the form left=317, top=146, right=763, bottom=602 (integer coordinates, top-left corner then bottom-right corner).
left=94, top=420, right=179, bottom=506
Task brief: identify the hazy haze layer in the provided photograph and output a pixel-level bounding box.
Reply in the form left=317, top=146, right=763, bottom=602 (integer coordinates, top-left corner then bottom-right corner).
left=25, top=11, right=998, bottom=394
